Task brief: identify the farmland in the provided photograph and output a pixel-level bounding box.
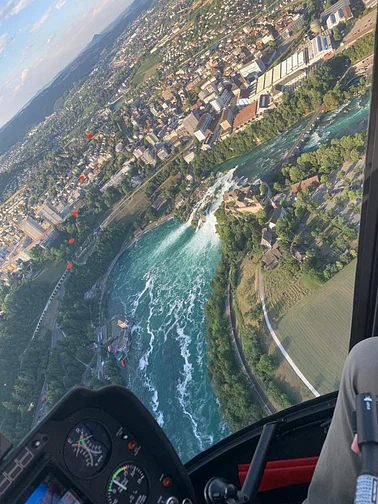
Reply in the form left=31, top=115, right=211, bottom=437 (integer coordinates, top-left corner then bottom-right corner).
left=133, top=52, right=161, bottom=86
left=263, top=266, right=321, bottom=322
left=235, top=257, right=314, bottom=405
left=276, top=260, right=356, bottom=395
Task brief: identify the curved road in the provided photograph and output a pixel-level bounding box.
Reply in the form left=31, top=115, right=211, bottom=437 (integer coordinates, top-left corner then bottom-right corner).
left=227, top=277, right=276, bottom=415
left=258, top=269, right=320, bottom=398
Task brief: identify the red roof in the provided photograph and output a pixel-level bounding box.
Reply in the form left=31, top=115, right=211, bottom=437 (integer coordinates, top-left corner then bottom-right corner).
left=233, top=101, right=258, bottom=130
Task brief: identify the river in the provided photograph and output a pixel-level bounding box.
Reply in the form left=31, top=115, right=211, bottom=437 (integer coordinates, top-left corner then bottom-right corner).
left=106, top=92, right=371, bottom=463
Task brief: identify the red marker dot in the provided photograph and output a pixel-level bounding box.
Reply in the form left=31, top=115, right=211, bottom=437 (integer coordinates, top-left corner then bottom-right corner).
left=87, top=133, right=93, bottom=139
left=72, top=210, right=79, bottom=217
left=68, top=238, right=75, bottom=245
left=79, top=175, right=85, bottom=181
left=67, top=263, right=73, bottom=270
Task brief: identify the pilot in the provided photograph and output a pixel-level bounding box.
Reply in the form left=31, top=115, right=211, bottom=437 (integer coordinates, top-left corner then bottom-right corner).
left=303, top=337, right=377, bottom=504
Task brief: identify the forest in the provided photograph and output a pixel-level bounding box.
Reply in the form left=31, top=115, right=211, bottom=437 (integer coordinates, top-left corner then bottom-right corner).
left=205, top=255, right=264, bottom=430
left=0, top=282, right=52, bottom=443
left=0, top=224, right=130, bottom=445
left=205, top=208, right=295, bottom=419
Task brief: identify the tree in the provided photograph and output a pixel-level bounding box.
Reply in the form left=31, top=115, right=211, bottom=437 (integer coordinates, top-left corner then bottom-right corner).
left=28, top=245, right=44, bottom=262
left=260, top=184, right=268, bottom=196
left=333, top=22, right=346, bottom=42
left=257, top=355, right=277, bottom=375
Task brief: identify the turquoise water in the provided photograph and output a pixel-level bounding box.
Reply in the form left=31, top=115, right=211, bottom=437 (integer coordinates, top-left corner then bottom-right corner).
left=215, top=93, right=371, bottom=181
left=106, top=93, right=371, bottom=463
left=106, top=173, right=237, bottom=462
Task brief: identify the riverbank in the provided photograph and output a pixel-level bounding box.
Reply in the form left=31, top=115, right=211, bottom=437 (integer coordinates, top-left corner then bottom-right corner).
left=99, top=213, right=174, bottom=325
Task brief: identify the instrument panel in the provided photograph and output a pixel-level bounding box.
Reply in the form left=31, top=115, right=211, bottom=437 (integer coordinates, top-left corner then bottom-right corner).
left=0, top=386, right=196, bottom=504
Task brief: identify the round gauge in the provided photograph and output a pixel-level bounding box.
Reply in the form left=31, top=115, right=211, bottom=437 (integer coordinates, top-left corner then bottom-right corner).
left=64, top=420, right=112, bottom=478
left=107, top=463, right=149, bottom=504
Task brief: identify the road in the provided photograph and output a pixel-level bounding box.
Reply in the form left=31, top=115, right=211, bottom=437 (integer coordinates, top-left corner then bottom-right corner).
left=100, top=142, right=192, bottom=228
left=227, top=276, right=276, bottom=414
left=258, top=269, right=320, bottom=398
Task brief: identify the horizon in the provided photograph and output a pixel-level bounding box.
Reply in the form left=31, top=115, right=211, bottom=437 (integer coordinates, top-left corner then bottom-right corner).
left=0, top=0, right=134, bottom=129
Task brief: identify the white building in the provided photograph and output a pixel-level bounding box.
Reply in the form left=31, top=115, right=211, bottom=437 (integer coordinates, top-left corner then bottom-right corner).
left=210, top=89, right=233, bottom=112
left=194, top=113, right=212, bottom=142
left=239, top=58, right=266, bottom=82
left=308, top=33, right=334, bottom=63
left=326, top=5, right=353, bottom=29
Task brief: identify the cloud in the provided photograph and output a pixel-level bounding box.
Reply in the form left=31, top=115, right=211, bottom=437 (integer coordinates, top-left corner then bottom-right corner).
left=55, top=0, right=67, bottom=8
left=0, top=0, right=37, bottom=22
left=0, top=33, right=9, bottom=54
left=30, top=5, right=53, bottom=33
left=93, top=0, right=111, bottom=17
left=20, top=67, right=29, bottom=82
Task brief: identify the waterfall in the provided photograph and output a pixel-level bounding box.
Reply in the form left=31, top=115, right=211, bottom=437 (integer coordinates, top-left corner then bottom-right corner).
left=187, top=167, right=240, bottom=228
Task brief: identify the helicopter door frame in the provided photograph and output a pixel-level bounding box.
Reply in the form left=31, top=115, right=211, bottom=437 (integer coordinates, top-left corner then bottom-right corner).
left=350, top=11, right=378, bottom=350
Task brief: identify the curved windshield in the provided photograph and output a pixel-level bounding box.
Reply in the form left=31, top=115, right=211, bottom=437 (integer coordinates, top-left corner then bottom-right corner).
left=0, top=0, right=376, bottom=464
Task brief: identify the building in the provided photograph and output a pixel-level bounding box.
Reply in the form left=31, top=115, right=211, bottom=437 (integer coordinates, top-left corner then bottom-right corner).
left=210, top=89, right=233, bottom=112
left=194, top=113, right=212, bottom=141
left=307, top=34, right=334, bottom=63
left=268, top=206, right=286, bottom=229
left=141, top=149, right=157, bottom=167
left=326, top=5, right=353, bottom=28
left=38, top=203, right=63, bottom=226
left=184, top=151, right=195, bottom=164
left=157, top=147, right=169, bottom=160
left=41, top=229, right=59, bottom=248
left=233, top=101, right=258, bottom=131
left=220, top=107, right=234, bottom=131
left=261, top=228, right=273, bottom=248
left=239, top=58, right=266, bottom=81
left=146, top=133, right=159, bottom=146
left=133, top=147, right=145, bottom=159
left=320, top=0, right=350, bottom=22
left=281, top=14, right=305, bottom=39
left=175, top=194, right=187, bottom=208
left=18, top=216, right=45, bottom=241
left=291, top=175, right=320, bottom=194
left=249, top=49, right=309, bottom=102
left=291, top=245, right=307, bottom=262
left=237, top=89, right=250, bottom=108
left=182, top=112, right=200, bottom=136
left=223, top=185, right=264, bottom=214
left=262, top=246, right=282, bottom=270
left=259, top=94, right=272, bottom=111
left=152, top=195, right=167, bottom=212
left=162, top=89, right=175, bottom=102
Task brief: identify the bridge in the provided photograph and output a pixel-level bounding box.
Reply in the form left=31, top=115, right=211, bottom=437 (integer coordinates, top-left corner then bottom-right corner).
left=283, top=105, right=323, bottom=163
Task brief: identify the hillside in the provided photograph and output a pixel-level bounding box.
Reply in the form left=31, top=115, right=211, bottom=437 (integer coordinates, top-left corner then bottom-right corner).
left=0, top=0, right=152, bottom=155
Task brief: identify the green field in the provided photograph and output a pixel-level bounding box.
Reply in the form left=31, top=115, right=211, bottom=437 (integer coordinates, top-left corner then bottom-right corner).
left=34, top=261, right=66, bottom=286
left=264, top=267, right=317, bottom=322
left=276, top=260, right=357, bottom=395
left=133, top=53, right=161, bottom=86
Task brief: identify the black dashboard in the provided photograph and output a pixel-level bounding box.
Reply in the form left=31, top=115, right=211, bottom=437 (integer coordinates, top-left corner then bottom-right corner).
left=0, top=386, right=196, bottom=504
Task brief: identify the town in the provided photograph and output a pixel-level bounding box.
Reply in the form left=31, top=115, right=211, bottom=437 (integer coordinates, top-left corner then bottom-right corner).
left=0, top=0, right=374, bottom=278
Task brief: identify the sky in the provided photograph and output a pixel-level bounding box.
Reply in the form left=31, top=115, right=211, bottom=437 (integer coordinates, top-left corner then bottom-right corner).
left=0, top=0, right=133, bottom=127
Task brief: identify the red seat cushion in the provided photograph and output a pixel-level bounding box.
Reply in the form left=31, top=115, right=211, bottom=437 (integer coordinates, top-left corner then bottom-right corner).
left=238, top=457, right=319, bottom=492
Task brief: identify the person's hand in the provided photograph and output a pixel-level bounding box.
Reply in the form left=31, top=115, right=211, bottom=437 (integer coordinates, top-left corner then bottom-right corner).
left=351, top=434, right=360, bottom=454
